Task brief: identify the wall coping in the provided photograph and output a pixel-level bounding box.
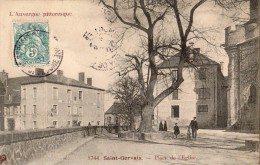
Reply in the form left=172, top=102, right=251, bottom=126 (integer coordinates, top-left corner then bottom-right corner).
left=0, top=126, right=99, bottom=145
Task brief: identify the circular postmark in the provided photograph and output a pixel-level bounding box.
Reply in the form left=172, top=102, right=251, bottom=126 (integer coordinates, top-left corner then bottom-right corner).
left=14, top=30, right=63, bottom=77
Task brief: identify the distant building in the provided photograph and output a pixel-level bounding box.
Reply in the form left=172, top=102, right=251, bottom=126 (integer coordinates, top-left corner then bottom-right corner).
left=104, top=102, right=141, bottom=128
left=0, top=69, right=105, bottom=130
left=104, top=102, right=127, bottom=126
left=156, top=48, right=228, bottom=128
left=223, top=0, right=259, bottom=131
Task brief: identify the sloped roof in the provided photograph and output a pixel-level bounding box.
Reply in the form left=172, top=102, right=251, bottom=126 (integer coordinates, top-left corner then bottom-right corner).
left=158, top=52, right=219, bottom=69
left=4, top=73, right=104, bottom=105
left=105, top=102, right=142, bottom=115
left=20, top=74, right=104, bottom=91
left=105, top=102, right=125, bottom=114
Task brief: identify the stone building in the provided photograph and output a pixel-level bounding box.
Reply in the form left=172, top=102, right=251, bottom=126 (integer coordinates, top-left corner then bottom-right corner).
left=223, top=0, right=259, bottom=131
left=155, top=48, right=228, bottom=129
left=0, top=69, right=105, bottom=130
left=104, top=102, right=141, bottom=128
left=104, top=102, right=127, bottom=126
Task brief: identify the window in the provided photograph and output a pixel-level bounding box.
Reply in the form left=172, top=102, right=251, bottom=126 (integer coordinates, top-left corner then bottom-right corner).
left=52, top=87, right=58, bottom=99
left=23, top=88, right=26, bottom=99
left=33, top=121, right=37, bottom=129
left=171, top=105, right=179, bottom=118
left=199, top=68, right=207, bottom=80
left=107, top=116, right=111, bottom=124
left=23, top=105, right=26, bottom=115
left=79, top=107, right=83, bottom=115
left=115, top=116, right=119, bottom=124
left=67, top=89, right=72, bottom=100
left=198, top=88, right=210, bottom=99
left=53, top=121, right=58, bottom=128
left=171, top=69, right=178, bottom=81
left=51, top=105, right=58, bottom=115
left=172, top=90, right=178, bottom=100
left=33, top=87, right=37, bottom=99
left=33, top=105, right=37, bottom=115
left=79, top=91, right=83, bottom=100
left=198, top=105, right=208, bottom=112
left=72, top=106, right=77, bottom=115
left=14, top=107, right=18, bottom=114
left=67, top=106, right=71, bottom=115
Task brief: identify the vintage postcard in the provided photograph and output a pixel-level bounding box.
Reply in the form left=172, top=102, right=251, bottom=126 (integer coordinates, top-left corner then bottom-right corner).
left=0, top=0, right=259, bottom=165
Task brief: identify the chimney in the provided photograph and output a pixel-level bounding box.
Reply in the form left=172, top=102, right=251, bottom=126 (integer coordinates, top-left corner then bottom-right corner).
left=87, top=78, right=92, bottom=86
left=78, top=72, right=85, bottom=83
left=220, top=62, right=224, bottom=73
left=57, top=70, right=63, bottom=81
left=57, top=70, right=63, bottom=76
left=35, top=68, right=44, bottom=76
left=250, top=0, right=258, bottom=22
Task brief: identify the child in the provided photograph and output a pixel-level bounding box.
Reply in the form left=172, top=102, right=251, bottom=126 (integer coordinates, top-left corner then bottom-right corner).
left=173, top=123, right=180, bottom=138
left=187, top=126, right=191, bottom=140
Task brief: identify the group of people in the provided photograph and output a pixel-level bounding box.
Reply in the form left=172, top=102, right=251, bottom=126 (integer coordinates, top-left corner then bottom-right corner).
left=158, top=121, right=168, bottom=131
left=159, top=117, right=199, bottom=139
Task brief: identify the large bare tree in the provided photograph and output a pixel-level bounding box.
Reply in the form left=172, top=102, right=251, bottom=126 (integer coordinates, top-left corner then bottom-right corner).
left=96, top=0, right=248, bottom=132
left=98, top=0, right=209, bottom=132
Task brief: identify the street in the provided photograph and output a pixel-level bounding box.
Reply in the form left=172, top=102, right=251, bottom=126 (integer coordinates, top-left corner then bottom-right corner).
left=56, top=134, right=259, bottom=165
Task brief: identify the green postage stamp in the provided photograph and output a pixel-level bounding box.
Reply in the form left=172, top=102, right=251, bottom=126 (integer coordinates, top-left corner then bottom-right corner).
left=13, top=22, right=49, bottom=66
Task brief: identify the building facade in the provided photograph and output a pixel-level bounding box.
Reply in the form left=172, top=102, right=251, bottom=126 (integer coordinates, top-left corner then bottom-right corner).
left=224, top=0, right=259, bottom=131
left=104, top=102, right=141, bottom=128
left=155, top=49, right=228, bottom=129
left=0, top=70, right=105, bottom=130
left=104, top=102, right=127, bottom=126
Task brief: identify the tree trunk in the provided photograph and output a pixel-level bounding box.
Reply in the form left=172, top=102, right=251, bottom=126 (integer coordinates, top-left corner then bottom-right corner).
left=139, top=104, right=154, bottom=132
left=129, top=114, right=135, bottom=131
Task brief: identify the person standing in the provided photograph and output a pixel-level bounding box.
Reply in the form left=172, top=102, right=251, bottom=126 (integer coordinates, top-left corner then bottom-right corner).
left=189, top=117, right=198, bottom=139
left=173, top=123, right=180, bottom=138
left=159, top=121, right=163, bottom=131
left=163, top=121, right=167, bottom=131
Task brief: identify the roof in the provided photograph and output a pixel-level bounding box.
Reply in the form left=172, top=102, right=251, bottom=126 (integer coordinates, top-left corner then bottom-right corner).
left=4, top=73, right=104, bottom=105
left=20, top=74, right=104, bottom=91
left=158, top=52, right=219, bottom=69
left=105, top=102, right=142, bottom=115
left=105, top=102, right=125, bottom=114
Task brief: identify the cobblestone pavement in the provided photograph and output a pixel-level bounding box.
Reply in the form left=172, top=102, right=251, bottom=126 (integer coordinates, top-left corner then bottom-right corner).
left=56, top=137, right=259, bottom=165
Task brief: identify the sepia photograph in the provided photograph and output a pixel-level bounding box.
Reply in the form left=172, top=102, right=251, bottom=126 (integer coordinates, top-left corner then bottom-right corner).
left=0, top=0, right=259, bottom=164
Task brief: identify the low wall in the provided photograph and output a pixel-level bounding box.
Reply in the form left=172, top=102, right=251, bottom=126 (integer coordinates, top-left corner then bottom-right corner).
left=0, top=126, right=128, bottom=165
left=118, top=131, right=174, bottom=141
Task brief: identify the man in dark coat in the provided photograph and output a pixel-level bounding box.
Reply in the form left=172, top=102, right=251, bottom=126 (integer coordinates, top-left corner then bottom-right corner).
left=173, top=123, right=180, bottom=138
left=159, top=121, right=163, bottom=131
left=189, top=117, right=198, bottom=139
left=163, top=121, right=167, bottom=131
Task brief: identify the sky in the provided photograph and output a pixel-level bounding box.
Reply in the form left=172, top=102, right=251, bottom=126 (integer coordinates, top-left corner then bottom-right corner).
left=0, top=0, right=249, bottom=90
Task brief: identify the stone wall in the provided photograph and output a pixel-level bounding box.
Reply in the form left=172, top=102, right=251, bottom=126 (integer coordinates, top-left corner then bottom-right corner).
left=0, top=126, right=124, bottom=165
